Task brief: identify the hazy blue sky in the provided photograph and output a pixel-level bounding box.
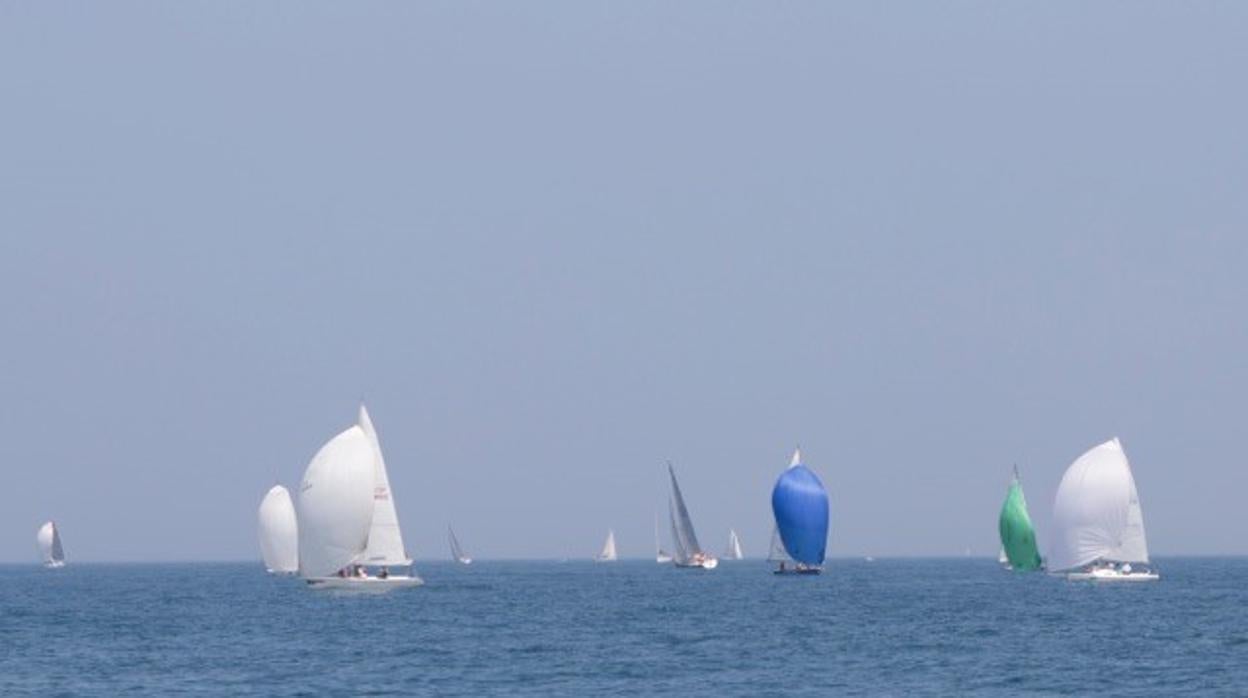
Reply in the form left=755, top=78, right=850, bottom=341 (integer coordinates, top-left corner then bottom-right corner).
left=2, top=2, right=1246, bottom=562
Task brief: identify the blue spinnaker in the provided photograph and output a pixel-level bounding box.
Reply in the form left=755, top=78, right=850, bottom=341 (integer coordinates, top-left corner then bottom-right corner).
left=770, top=451, right=829, bottom=566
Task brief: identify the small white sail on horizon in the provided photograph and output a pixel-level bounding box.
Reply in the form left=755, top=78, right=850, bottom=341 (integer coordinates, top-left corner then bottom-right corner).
left=448, top=525, right=473, bottom=565
left=654, top=514, right=672, bottom=563
left=37, top=521, right=65, bottom=568
left=258, top=485, right=299, bottom=574
left=723, top=529, right=744, bottom=560
left=597, top=529, right=618, bottom=562
left=1050, top=437, right=1157, bottom=581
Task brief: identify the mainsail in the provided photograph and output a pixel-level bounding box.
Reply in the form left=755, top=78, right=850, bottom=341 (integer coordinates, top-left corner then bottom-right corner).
left=448, top=525, right=472, bottom=564
left=258, top=485, right=299, bottom=574
left=771, top=448, right=830, bottom=567
left=766, top=526, right=792, bottom=563
left=356, top=405, right=411, bottom=566
left=667, top=463, right=704, bottom=564
left=597, top=529, right=618, bottom=562
left=296, top=424, right=376, bottom=578
left=998, top=467, right=1043, bottom=571
left=1050, top=438, right=1150, bottom=572
left=724, top=529, right=744, bottom=560
left=37, top=521, right=65, bottom=567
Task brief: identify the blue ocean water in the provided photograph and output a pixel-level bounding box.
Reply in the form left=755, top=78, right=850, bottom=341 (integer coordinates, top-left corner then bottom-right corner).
left=2, top=558, right=1246, bottom=696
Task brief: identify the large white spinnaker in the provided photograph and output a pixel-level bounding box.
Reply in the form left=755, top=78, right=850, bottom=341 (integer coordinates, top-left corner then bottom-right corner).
left=1050, top=438, right=1150, bottom=573
left=297, top=425, right=376, bottom=579
left=356, top=405, right=412, bottom=566
left=37, top=521, right=65, bottom=567
left=258, top=485, right=299, bottom=574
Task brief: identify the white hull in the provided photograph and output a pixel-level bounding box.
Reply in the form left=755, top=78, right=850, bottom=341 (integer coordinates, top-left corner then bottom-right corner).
left=1066, top=569, right=1159, bottom=582
left=456, top=557, right=473, bottom=565
left=674, top=557, right=718, bottom=570
left=306, top=575, right=424, bottom=591
left=656, top=554, right=672, bottom=564
left=43, top=560, right=66, bottom=569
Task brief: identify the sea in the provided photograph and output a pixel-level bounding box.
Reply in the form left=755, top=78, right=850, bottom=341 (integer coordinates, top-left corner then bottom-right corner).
left=2, top=558, right=1246, bottom=696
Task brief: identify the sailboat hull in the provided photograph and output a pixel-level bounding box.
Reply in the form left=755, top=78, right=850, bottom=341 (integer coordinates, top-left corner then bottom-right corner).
left=673, top=558, right=718, bottom=570
left=1065, top=569, right=1159, bottom=582
left=306, top=575, right=424, bottom=591
left=43, top=561, right=66, bottom=569
left=773, top=565, right=821, bottom=575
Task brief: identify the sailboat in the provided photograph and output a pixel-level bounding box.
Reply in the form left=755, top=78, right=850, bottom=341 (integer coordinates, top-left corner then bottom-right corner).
left=667, top=463, right=717, bottom=569
left=596, top=529, right=618, bottom=562
left=770, top=448, right=829, bottom=574
left=258, top=484, right=299, bottom=574
left=654, top=514, right=672, bottom=563
left=297, top=405, right=423, bottom=590
left=998, top=466, right=1043, bottom=572
left=1050, top=438, right=1158, bottom=582
left=448, top=525, right=473, bottom=565
left=723, top=529, right=744, bottom=560
left=36, top=521, right=65, bottom=568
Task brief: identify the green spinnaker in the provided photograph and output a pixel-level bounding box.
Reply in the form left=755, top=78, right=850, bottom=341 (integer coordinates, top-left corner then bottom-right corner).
left=998, top=472, right=1043, bottom=571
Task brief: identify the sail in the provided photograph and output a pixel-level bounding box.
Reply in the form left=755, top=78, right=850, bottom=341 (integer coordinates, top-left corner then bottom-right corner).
left=448, top=525, right=471, bottom=563
left=766, top=526, right=793, bottom=563
left=296, top=425, right=376, bottom=578
left=998, top=469, right=1043, bottom=571
left=258, top=485, right=299, bottom=573
left=37, top=521, right=64, bottom=565
left=1050, top=438, right=1150, bottom=572
left=598, top=530, right=618, bottom=561
left=667, top=464, right=703, bottom=564
left=771, top=448, right=829, bottom=566
left=724, top=529, right=744, bottom=560
left=356, top=405, right=410, bottom=566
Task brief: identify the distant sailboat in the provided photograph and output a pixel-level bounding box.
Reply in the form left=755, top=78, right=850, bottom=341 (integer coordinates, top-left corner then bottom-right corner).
left=667, top=463, right=717, bottom=569
left=596, top=529, right=618, bottom=562
left=36, top=521, right=65, bottom=568
left=770, top=448, right=829, bottom=574
left=1050, top=438, right=1157, bottom=581
left=297, top=405, right=422, bottom=590
left=448, top=525, right=473, bottom=565
left=997, top=547, right=1009, bottom=568
left=258, top=485, right=299, bottom=574
left=998, top=466, right=1043, bottom=572
left=723, top=529, right=744, bottom=560
left=654, top=514, right=672, bottom=563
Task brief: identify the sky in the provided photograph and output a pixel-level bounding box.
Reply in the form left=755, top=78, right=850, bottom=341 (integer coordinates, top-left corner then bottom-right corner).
left=1, top=2, right=1246, bottom=562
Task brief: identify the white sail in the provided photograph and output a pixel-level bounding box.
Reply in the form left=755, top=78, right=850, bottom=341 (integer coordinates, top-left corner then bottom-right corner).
left=597, top=529, right=618, bottom=562
left=258, top=485, right=299, bottom=574
left=448, top=525, right=472, bottom=564
left=724, top=529, right=744, bottom=560
left=667, top=464, right=704, bottom=564
left=37, top=521, right=65, bottom=567
left=296, top=425, right=376, bottom=578
left=356, top=405, right=411, bottom=566
left=766, top=526, right=793, bottom=563
left=1050, top=438, right=1150, bottom=572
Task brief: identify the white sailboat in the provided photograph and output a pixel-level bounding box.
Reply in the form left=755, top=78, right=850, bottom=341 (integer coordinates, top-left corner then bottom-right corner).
left=258, top=485, right=299, bottom=574
left=297, top=405, right=422, bottom=590
left=448, top=525, right=473, bottom=565
left=997, top=547, right=1010, bottom=570
left=654, top=513, right=672, bottom=563
left=596, top=529, right=618, bottom=562
left=667, top=463, right=717, bottom=569
left=36, top=521, right=65, bottom=568
left=723, top=529, right=744, bottom=560
left=1050, top=438, right=1158, bottom=582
